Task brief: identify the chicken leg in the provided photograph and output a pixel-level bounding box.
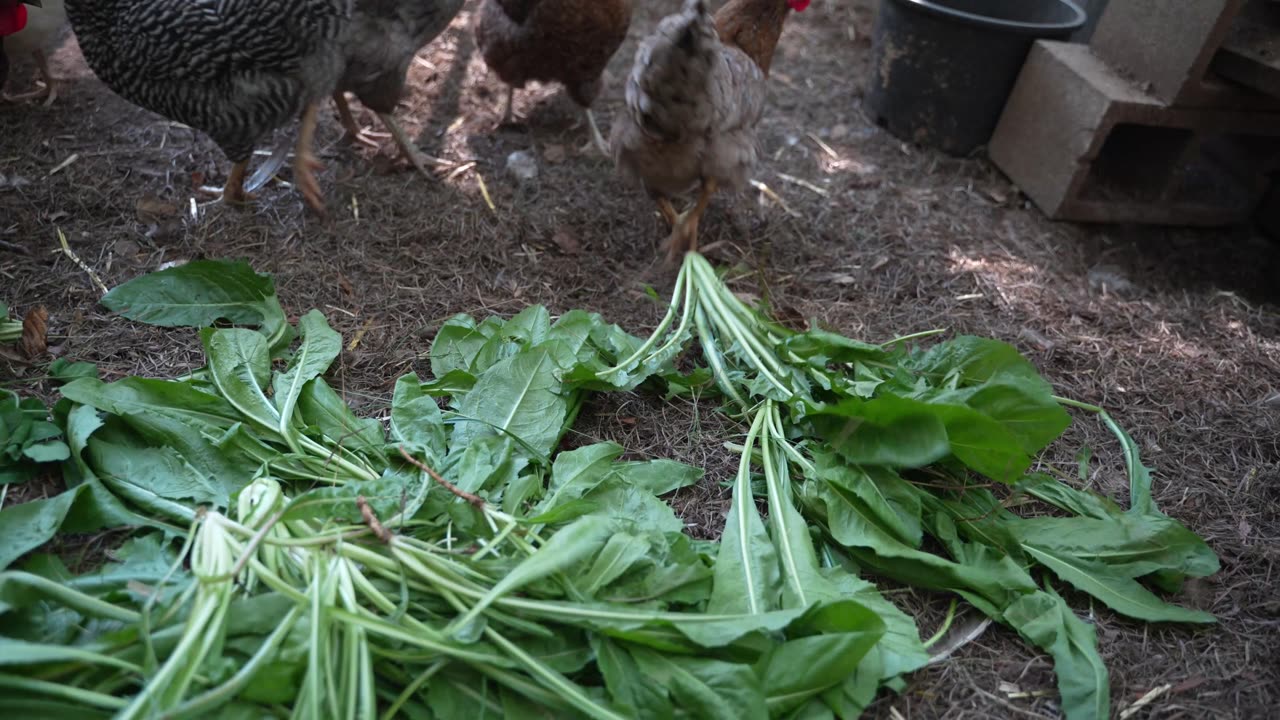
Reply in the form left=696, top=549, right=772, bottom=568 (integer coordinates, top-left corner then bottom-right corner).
left=579, top=107, right=611, bottom=156
left=2, top=49, right=57, bottom=106
left=501, top=86, right=516, bottom=126
left=333, top=92, right=380, bottom=149
left=655, top=197, right=679, bottom=227
left=665, top=179, right=718, bottom=264
left=294, top=102, right=326, bottom=213
left=222, top=159, right=255, bottom=205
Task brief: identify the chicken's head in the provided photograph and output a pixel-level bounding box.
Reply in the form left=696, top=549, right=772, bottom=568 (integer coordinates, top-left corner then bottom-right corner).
left=786, top=0, right=810, bottom=10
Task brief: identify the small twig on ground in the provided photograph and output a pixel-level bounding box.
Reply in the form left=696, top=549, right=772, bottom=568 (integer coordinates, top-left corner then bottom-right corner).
left=398, top=445, right=485, bottom=508
left=55, top=228, right=109, bottom=295
left=1120, top=684, right=1173, bottom=719
left=356, top=495, right=393, bottom=544
left=347, top=318, right=375, bottom=352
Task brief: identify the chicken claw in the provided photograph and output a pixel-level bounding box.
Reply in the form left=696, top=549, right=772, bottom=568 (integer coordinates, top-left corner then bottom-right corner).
left=663, top=179, right=718, bottom=264
left=377, top=112, right=447, bottom=180
left=294, top=102, right=327, bottom=213
left=656, top=197, right=679, bottom=227
left=333, top=92, right=380, bottom=149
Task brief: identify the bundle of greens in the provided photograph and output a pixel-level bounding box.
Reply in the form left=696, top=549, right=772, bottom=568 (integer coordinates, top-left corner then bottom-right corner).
left=0, top=257, right=1217, bottom=719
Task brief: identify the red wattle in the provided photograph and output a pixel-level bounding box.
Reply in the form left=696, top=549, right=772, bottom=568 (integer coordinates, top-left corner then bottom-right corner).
left=787, top=0, right=811, bottom=11
left=0, top=4, right=29, bottom=36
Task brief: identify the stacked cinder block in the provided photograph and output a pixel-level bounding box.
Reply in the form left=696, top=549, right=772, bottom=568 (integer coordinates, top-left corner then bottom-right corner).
left=989, top=0, right=1280, bottom=226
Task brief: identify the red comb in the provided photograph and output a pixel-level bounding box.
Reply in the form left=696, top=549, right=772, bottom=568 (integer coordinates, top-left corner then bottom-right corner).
left=787, top=0, right=811, bottom=10
left=0, top=4, right=28, bottom=36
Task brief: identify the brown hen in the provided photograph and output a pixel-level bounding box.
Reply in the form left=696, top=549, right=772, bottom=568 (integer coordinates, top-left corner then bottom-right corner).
left=611, top=0, right=808, bottom=262
left=474, top=0, right=632, bottom=153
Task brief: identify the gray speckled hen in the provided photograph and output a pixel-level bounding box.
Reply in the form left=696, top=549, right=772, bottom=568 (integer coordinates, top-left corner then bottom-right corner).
left=611, top=0, right=806, bottom=263
left=332, top=0, right=465, bottom=177
left=64, top=0, right=354, bottom=211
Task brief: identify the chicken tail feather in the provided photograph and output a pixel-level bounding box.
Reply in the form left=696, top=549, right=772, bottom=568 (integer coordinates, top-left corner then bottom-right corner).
left=624, top=0, right=718, bottom=143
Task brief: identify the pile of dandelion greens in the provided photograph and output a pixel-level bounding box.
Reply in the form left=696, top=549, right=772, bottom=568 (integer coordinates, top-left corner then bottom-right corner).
left=0, top=257, right=1217, bottom=720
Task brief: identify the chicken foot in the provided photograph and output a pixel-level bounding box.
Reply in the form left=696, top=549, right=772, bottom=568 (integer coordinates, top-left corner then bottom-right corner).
left=376, top=112, right=449, bottom=180
left=665, top=179, right=718, bottom=264
left=333, top=92, right=381, bottom=149
left=2, top=49, right=57, bottom=106
left=294, top=101, right=326, bottom=213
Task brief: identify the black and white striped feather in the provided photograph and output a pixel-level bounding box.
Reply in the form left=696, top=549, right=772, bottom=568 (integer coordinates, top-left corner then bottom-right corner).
left=66, top=0, right=354, bottom=163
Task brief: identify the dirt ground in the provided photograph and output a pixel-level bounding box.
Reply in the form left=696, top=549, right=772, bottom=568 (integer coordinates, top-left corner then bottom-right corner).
left=2, top=1, right=1278, bottom=718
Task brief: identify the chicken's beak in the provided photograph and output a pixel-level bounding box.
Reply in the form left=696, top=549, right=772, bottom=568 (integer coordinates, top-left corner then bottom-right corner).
left=22, top=0, right=43, bottom=8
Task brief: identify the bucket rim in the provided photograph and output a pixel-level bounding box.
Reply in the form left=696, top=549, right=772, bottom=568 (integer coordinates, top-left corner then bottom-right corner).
left=888, top=0, right=1088, bottom=34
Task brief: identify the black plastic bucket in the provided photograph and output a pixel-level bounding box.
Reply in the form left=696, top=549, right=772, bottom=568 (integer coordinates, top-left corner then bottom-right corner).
left=865, top=0, right=1086, bottom=156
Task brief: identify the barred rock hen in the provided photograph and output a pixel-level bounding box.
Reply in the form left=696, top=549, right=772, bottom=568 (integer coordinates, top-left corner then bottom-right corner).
left=332, top=0, right=465, bottom=176
left=611, top=0, right=808, bottom=262
left=474, top=0, right=632, bottom=153
left=64, top=0, right=354, bottom=211
left=1, top=0, right=65, bottom=105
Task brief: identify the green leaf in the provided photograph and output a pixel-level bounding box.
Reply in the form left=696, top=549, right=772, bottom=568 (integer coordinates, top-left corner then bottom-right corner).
left=580, top=533, right=653, bottom=596
left=58, top=404, right=163, bottom=530
left=1010, top=514, right=1220, bottom=580
left=907, top=335, right=1049, bottom=389
left=87, top=437, right=227, bottom=505
left=812, top=566, right=929, bottom=680
left=1099, top=411, right=1154, bottom=514
left=0, top=489, right=83, bottom=571
left=760, top=631, right=883, bottom=715
left=631, top=648, right=767, bottom=720
left=951, top=380, right=1070, bottom=455
left=452, top=348, right=567, bottom=462
left=48, top=359, right=99, bottom=383
left=1022, top=544, right=1215, bottom=623
left=761, top=433, right=825, bottom=610
left=59, top=380, right=259, bottom=503
left=782, top=329, right=889, bottom=366
left=530, top=442, right=624, bottom=517
left=1017, top=473, right=1122, bottom=520
left=583, top=479, right=685, bottom=534
left=592, top=637, right=675, bottom=719
left=429, top=315, right=490, bottom=379
left=272, top=310, right=341, bottom=435
left=1003, top=587, right=1110, bottom=720
left=447, top=435, right=521, bottom=496
left=610, top=459, right=704, bottom=497
left=101, top=259, right=289, bottom=345
left=21, top=441, right=69, bottom=463
left=814, top=452, right=921, bottom=547
left=297, top=378, right=384, bottom=452
left=597, top=532, right=713, bottom=604
left=710, top=449, right=781, bottom=615
left=459, top=514, right=615, bottom=629
left=807, top=396, right=951, bottom=469
left=201, top=328, right=281, bottom=436
left=390, top=373, right=448, bottom=461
